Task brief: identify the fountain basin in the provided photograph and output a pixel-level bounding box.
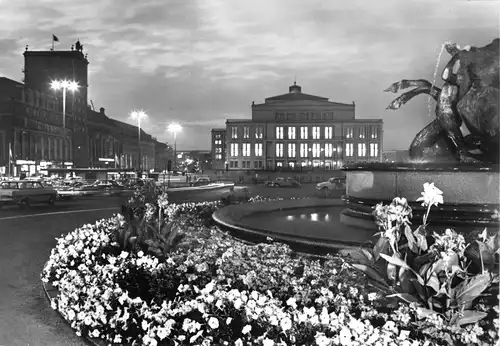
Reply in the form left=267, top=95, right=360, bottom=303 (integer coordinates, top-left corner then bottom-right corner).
left=213, top=198, right=376, bottom=252
left=341, top=163, right=500, bottom=232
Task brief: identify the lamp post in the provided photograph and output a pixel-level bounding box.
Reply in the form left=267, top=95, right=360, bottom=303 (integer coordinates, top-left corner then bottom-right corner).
left=131, top=110, right=146, bottom=176
left=167, top=122, right=182, bottom=184
left=51, top=80, right=79, bottom=167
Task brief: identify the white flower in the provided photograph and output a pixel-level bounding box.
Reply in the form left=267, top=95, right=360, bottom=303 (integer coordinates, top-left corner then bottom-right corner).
left=339, top=327, right=352, bottom=345
left=113, top=335, right=122, bottom=343
left=286, top=297, right=297, bottom=309
left=242, top=324, right=252, bottom=334
left=280, top=317, right=292, bottom=331
left=235, top=339, right=243, bottom=346
left=137, top=251, right=144, bottom=257
left=90, top=329, right=100, bottom=338
left=234, top=298, right=243, bottom=309
left=208, top=317, right=219, bottom=329
left=263, top=338, right=274, bottom=346
left=416, top=182, right=443, bottom=207
left=226, top=317, right=232, bottom=325
left=119, top=251, right=129, bottom=259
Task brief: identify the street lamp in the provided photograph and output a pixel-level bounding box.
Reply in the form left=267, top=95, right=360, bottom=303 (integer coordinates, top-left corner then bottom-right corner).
left=51, top=79, right=79, bottom=165
left=167, top=122, right=182, bottom=174
left=131, top=110, right=147, bottom=174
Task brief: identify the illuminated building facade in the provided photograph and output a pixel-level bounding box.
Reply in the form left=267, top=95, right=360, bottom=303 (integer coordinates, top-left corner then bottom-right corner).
left=211, top=128, right=226, bottom=171
left=221, top=83, right=383, bottom=172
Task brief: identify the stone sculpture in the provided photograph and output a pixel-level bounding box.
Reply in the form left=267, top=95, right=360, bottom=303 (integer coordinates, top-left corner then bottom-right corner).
left=385, top=38, right=499, bottom=164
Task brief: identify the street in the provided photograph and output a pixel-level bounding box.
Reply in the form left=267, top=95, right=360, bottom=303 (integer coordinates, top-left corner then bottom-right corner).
left=0, top=184, right=322, bottom=345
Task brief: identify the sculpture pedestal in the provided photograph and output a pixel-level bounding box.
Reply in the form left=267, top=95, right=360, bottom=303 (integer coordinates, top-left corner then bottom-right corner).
left=341, top=163, right=500, bottom=232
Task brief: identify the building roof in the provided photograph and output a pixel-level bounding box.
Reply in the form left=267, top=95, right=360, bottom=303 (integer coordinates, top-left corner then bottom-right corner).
left=260, top=82, right=353, bottom=107
left=211, top=128, right=226, bottom=131
left=226, top=119, right=251, bottom=123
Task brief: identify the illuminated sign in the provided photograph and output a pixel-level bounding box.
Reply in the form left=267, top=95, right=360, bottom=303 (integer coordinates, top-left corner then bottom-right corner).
left=15, top=160, right=36, bottom=165
left=98, top=158, right=114, bottom=162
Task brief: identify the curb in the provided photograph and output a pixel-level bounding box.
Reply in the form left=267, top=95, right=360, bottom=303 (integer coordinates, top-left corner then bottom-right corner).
left=41, top=274, right=117, bottom=346
left=166, top=183, right=235, bottom=192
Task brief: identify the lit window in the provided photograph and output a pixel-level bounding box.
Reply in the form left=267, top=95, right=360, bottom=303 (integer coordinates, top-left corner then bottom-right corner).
left=243, top=126, right=250, bottom=139
left=370, top=143, right=379, bottom=157
left=288, top=126, right=296, bottom=140
left=288, top=143, right=296, bottom=158
left=215, top=154, right=222, bottom=159
left=344, top=127, right=353, bottom=139
left=275, top=143, right=284, bottom=157
left=276, top=126, right=284, bottom=139
left=324, top=126, right=333, bottom=139
left=300, top=143, right=308, bottom=158
left=359, top=127, right=367, bottom=139
left=215, top=148, right=222, bottom=153
left=242, top=143, right=251, bottom=156
left=231, top=127, right=238, bottom=139
left=230, top=143, right=239, bottom=156
left=312, top=126, right=320, bottom=139
left=312, top=143, right=321, bottom=157
left=358, top=143, right=366, bottom=157
left=371, top=126, right=379, bottom=139
left=345, top=143, right=354, bottom=157
left=254, top=143, right=263, bottom=156
left=324, top=143, right=333, bottom=157
left=300, top=127, right=308, bottom=139
left=255, top=126, right=263, bottom=139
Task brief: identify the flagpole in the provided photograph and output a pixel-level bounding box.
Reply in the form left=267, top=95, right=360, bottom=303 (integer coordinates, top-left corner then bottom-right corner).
left=52, top=35, right=54, bottom=51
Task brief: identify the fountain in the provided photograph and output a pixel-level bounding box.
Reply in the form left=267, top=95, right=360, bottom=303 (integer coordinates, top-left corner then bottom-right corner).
left=213, top=39, right=499, bottom=253
left=342, top=38, right=499, bottom=232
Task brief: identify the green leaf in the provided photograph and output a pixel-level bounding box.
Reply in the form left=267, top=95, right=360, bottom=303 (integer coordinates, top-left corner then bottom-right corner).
left=380, top=253, right=412, bottom=270
left=454, top=310, right=488, bottom=326
left=453, top=273, right=492, bottom=307
left=387, top=293, right=422, bottom=305
left=426, top=271, right=440, bottom=293
left=339, top=248, right=374, bottom=266
left=373, top=237, right=389, bottom=262
left=351, top=264, right=388, bottom=287
left=405, top=225, right=419, bottom=253
left=387, top=262, right=397, bottom=282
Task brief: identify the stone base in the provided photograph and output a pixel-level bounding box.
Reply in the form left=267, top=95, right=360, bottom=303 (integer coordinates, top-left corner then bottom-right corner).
left=341, top=163, right=500, bottom=232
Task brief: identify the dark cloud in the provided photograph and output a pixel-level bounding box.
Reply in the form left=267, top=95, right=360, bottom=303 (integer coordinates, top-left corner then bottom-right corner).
left=0, top=0, right=498, bottom=149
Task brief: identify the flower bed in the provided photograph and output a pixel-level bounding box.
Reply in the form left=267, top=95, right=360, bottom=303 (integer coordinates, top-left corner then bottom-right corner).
left=41, top=183, right=499, bottom=345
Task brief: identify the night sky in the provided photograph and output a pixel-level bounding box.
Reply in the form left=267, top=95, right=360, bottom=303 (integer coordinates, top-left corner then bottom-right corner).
left=0, top=0, right=498, bottom=150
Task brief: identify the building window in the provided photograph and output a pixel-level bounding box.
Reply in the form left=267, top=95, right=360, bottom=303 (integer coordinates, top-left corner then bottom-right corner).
left=229, top=160, right=238, bottom=168
left=215, top=148, right=222, bottom=153
left=312, top=143, right=321, bottom=158
left=344, top=127, right=353, bottom=139
left=324, top=126, right=333, bottom=140
left=275, top=143, right=284, bottom=157
left=254, top=160, right=263, bottom=168
left=254, top=143, right=263, bottom=156
left=300, top=143, right=308, bottom=158
left=255, top=126, right=263, bottom=139
left=214, top=140, right=222, bottom=145
left=324, top=143, right=333, bottom=157
left=230, top=143, right=239, bottom=156
left=370, top=143, right=379, bottom=157
left=371, top=126, right=379, bottom=139
left=243, top=127, right=250, bottom=139
left=312, top=126, right=321, bottom=140
left=288, top=126, right=296, bottom=140
left=276, top=126, right=284, bottom=139
left=358, top=143, right=367, bottom=157
left=287, top=143, right=296, bottom=158
left=345, top=143, right=354, bottom=157
left=359, top=126, right=367, bottom=139
left=215, top=134, right=221, bottom=139
left=215, top=154, right=222, bottom=159
left=242, top=143, right=251, bottom=156
left=242, top=160, right=251, bottom=168
left=231, top=127, right=238, bottom=139
left=300, top=126, right=308, bottom=139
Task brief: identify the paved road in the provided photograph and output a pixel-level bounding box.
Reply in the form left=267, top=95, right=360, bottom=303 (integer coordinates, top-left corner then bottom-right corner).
left=0, top=185, right=319, bottom=345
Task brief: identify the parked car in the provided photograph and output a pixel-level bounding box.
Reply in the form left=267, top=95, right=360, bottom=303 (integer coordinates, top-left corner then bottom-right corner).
left=190, top=177, right=211, bottom=187
left=316, top=177, right=346, bottom=191
left=266, top=177, right=302, bottom=188
left=0, top=180, right=58, bottom=208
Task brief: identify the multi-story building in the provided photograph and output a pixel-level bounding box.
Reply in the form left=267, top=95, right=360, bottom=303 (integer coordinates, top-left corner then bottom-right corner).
left=219, top=82, right=383, bottom=173
left=0, top=77, right=78, bottom=176
left=211, top=128, right=226, bottom=171
left=155, top=142, right=173, bottom=172
left=111, top=120, right=156, bottom=172
left=23, top=46, right=90, bottom=167
left=87, top=106, right=123, bottom=168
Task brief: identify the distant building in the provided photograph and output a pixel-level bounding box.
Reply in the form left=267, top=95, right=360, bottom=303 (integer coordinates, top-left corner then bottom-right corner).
left=382, top=149, right=410, bottom=163
left=214, top=82, right=383, bottom=173
left=211, top=128, right=226, bottom=171
left=155, top=142, right=173, bottom=172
